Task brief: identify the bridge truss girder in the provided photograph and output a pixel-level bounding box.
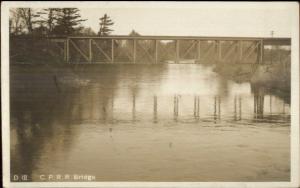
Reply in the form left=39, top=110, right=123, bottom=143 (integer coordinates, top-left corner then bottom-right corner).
left=58, top=38, right=265, bottom=64
left=26, top=36, right=291, bottom=64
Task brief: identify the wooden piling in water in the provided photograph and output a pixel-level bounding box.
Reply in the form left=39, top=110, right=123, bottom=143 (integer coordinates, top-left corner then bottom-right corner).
left=239, top=97, right=242, bottom=120
left=197, top=96, right=200, bottom=117
left=234, top=96, right=237, bottom=120
left=153, top=95, right=157, bottom=121
left=214, top=96, right=217, bottom=120
left=194, top=96, right=196, bottom=116
left=194, top=96, right=200, bottom=118
left=218, top=96, right=221, bottom=119
left=132, top=94, right=136, bottom=120
left=174, top=95, right=179, bottom=117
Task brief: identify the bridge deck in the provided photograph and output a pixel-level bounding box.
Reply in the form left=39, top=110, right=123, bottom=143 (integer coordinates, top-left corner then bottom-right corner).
left=10, top=35, right=291, bottom=64
left=13, top=35, right=291, bottom=45
left=63, top=36, right=290, bottom=45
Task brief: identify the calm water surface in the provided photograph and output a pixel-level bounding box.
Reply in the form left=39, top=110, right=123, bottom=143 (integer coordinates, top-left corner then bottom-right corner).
left=10, top=64, right=290, bottom=181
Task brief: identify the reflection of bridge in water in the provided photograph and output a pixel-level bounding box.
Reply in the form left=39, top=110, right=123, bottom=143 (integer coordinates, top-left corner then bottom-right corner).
left=12, top=36, right=291, bottom=64
left=70, top=93, right=290, bottom=123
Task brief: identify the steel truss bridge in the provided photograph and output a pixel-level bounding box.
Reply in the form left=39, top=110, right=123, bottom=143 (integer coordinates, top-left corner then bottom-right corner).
left=12, top=35, right=291, bottom=64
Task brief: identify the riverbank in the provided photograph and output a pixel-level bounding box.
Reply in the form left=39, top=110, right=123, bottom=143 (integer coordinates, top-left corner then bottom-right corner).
left=213, top=62, right=290, bottom=98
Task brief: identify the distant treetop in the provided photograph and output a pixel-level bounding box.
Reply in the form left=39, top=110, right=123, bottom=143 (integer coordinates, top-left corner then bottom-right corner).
left=98, top=14, right=114, bottom=36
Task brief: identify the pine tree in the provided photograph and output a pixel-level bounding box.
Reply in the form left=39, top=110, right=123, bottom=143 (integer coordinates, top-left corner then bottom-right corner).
left=35, top=8, right=59, bottom=34
left=53, top=8, right=86, bottom=35
left=98, top=14, right=114, bottom=36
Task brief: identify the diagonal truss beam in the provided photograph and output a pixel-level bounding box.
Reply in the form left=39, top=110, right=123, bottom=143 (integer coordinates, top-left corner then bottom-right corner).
left=69, top=39, right=89, bottom=61
left=53, top=41, right=64, bottom=52
left=136, top=40, right=155, bottom=62
left=181, top=40, right=197, bottom=59
left=92, top=39, right=112, bottom=62
left=222, top=41, right=238, bottom=60
left=242, top=41, right=260, bottom=61
left=201, top=41, right=215, bottom=60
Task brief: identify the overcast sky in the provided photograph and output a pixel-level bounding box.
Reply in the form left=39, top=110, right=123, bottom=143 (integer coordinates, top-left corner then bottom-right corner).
left=77, top=2, right=297, bottom=37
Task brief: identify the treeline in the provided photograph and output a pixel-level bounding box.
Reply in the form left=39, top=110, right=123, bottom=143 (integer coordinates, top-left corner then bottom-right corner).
left=9, top=8, right=113, bottom=36
left=10, top=8, right=117, bottom=63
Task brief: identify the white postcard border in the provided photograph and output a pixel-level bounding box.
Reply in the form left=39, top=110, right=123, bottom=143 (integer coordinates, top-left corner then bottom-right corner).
left=1, top=1, right=299, bottom=188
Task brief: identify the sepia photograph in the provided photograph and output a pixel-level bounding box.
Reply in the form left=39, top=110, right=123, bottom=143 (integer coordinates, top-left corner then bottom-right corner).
left=1, top=1, right=299, bottom=188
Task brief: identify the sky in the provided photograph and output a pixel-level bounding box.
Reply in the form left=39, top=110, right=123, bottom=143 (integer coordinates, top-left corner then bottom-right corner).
left=78, top=2, right=298, bottom=38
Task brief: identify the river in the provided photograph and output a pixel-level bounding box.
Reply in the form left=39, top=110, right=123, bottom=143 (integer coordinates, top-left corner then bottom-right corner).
left=10, top=63, right=290, bottom=181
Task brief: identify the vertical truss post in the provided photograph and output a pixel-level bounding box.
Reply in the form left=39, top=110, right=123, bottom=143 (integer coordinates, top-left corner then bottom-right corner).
left=133, top=39, right=137, bottom=63
left=218, top=41, right=222, bottom=62
left=155, top=40, right=158, bottom=64
left=256, top=40, right=260, bottom=64
left=66, top=38, right=70, bottom=63
left=89, top=39, right=92, bottom=62
left=214, top=40, right=218, bottom=63
left=175, top=40, right=180, bottom=63
left=197, top=40, right=201, bottom=62
left=260, top=40, right=264, bottom=64
left=235, top=41, right=239, bottom=63
left=64, top=40, right=67, bottom=62
left=239, top=41, right=243, bottom=63
left=111, top=39, right=114, bottom=63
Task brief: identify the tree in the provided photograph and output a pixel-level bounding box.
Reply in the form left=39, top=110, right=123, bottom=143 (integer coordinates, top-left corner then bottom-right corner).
left=98, top=14, right=114, bottom=36
left=52, top=8, right=86, bottom=35
left=9, top=9, right=24, bottom=35
left=18, top=8, right=41, bottom=34
left=35, top=8, right=59, bottom=35
left=128, top=30, right=141, bottom=37
left=10, top=8, right=40, bottom=35
left=79, top=27, right=97, bottom=36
